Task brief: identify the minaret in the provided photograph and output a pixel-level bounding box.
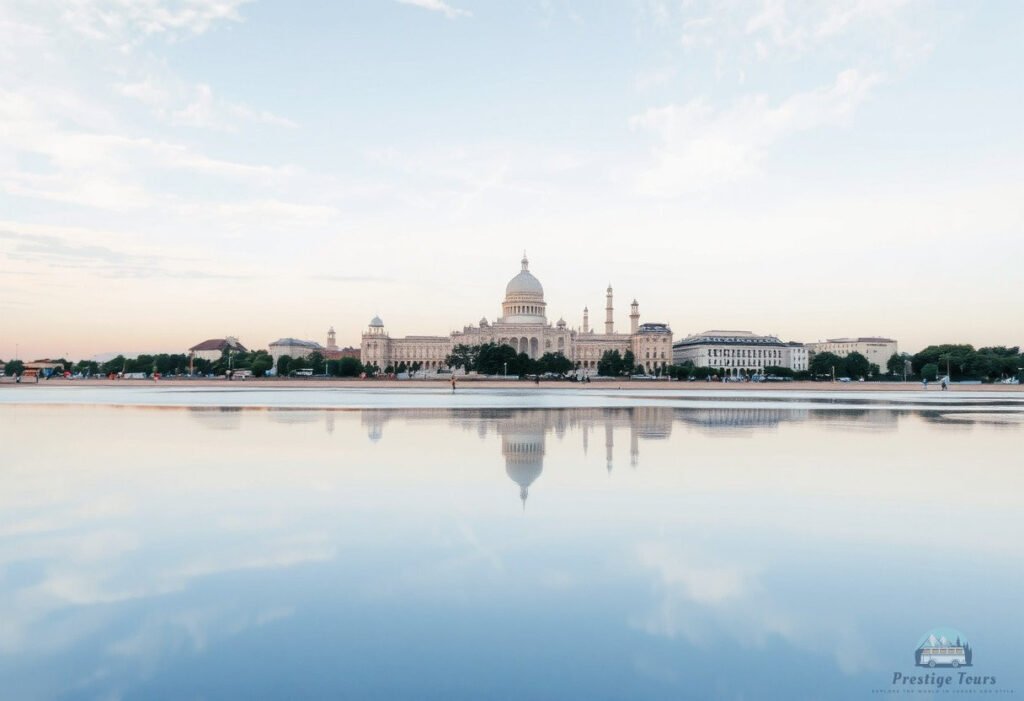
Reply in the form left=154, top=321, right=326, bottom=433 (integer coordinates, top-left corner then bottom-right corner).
left=605, top=422, right=614, bottom=473
left=605, top=284, right=614, bottom=334
left=327, top=326, right=337, bottom=350
left=630, top=299, right=639, bottom=335
left=583, top=306, right=589, bottom=334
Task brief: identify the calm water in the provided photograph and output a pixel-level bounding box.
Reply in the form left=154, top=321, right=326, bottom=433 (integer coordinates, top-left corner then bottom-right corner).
left=1, top=391, right=1022, bottom=699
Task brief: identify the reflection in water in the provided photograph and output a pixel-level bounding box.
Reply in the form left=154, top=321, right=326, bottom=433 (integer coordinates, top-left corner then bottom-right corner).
left=362, top=407, right=676, bottom=504
left=5, top=402, right=1019, bottom=700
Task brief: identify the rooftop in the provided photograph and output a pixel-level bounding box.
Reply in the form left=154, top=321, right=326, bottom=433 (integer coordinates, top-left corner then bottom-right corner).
left=674, top=330, right=785, bottom=347
left=269, top=338, right=323, bottom=349
left=821, top=337, right=896, bottom=344
left=189, top=338, right=247, bottom=353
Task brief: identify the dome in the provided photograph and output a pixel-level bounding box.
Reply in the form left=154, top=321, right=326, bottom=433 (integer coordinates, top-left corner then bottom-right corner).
left=480, top=316, right=489, bottom=327
left=505, top=255, right=544, bottom=298
left=557, top=317, right=566, bottom=327
left=369, top=315, right=384, bottom=328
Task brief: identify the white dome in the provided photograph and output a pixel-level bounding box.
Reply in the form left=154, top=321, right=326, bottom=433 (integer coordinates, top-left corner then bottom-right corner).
left=505, top=255, right=544, bottom=298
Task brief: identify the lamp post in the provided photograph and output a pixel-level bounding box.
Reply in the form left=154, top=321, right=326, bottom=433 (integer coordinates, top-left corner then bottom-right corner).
left=504, top=362, right=507, bottom=378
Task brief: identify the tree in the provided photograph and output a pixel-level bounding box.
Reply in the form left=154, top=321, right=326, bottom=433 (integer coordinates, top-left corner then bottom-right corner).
left=597, top=350, right=624, bottom=377
left=763, top=365, right=794, bottom=378
left=921, top=363, right=939, bottom=381
left=477, top=343, right=519, bottom=375
left=622, top=350, right=636, bottom=376
left=306, top=351, right=325, bottom=375
left=843, top=351, right=871, bottom=379
left=5, top=359, right=25, bottom=376
left=445, top=344, right=479, bottom=373
left=101, top=355, right=127, bottom=375
left=338, top=356, right=363, bottom=377
left=809, top=351, right=843, bottom=378
left=538, top=352, right=572, bottom=376
left=276, top=355, right=292, bottom=377
left=886, top=353, right=904, bottom=376
left=251, top=355, right=273, bottom=377
left=74, top=359, right=100, bottom=376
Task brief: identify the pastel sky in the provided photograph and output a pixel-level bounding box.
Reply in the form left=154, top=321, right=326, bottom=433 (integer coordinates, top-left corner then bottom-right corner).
left=1, top=0, right=1021, bottom=360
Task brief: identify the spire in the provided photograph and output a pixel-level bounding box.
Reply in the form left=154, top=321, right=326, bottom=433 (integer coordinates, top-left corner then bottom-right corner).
left=521, top=251, right=529, bottom=271
left=605, top=284, right=614, bottom=334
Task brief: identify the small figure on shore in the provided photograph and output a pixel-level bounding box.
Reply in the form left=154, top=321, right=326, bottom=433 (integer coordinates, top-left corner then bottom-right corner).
left=922, top=378, right=928, bottom=390
left=941, top=378, right=948, bottom=391
left=450, top=375, right=456, bottom=393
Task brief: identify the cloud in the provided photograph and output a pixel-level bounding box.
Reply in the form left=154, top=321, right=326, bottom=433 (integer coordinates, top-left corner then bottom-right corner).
left=117, top=77, right=296, bottom=130
left=397, top=0, right=471, bottom=20
left=0, top=229, right=250, bottom=280
left=630, top=68, right=881, bottom=195
left=170, top=83, right=297, bottom=130
left=61, top=0, right=252, bottom=43
left=629, top=541, right=880, bottom=674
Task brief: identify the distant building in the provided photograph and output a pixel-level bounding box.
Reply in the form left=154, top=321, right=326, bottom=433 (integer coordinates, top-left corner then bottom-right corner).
left=784, top=342, right=809, bottom=372
left=323, top=326, right=360, bottom=361
left=268, top=337, right=324, bottom=364
left=672, top=330, right=806, bottom=377
left=806, top=337, right=898, bottom=372
left=327, top=346, right=361, bottom=362
left=26, top=360, right=66, bottom=378
left=361, top=254, right=672, bottom=375
left=269, top=328, right=361, bottom=364
left=189, top=336, right=246, bottom=362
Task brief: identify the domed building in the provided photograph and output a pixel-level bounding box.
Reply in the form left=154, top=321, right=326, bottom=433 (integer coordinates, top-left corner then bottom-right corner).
left=360, top=254, right=672, bottom=375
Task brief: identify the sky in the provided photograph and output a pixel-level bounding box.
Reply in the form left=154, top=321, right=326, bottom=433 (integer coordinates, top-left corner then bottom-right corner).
left=1, top=0, right=1022, bottom=360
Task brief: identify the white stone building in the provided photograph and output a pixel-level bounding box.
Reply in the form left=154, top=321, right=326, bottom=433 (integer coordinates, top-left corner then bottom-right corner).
left=672, top=330, right=806, bottom=376
left=783, top=342, right=809, bottom=372
left=268, top=337, right=324, bottom=365
left=805, top=337, right=898, bottom=372
left=188, top=336, right=246, bottom=362
left=361, top=255, right=672, bottom=375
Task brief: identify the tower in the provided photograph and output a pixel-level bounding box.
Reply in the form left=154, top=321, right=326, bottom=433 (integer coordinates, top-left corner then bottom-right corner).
left=630, top=299, right=639, bottom=335
left=583, top=306, right=589, bottom=334
left=605, top=284, right=614, bottom=334
left=327, top=326, right=337, bottom=350
left=605, top=421, right=614, bottom=473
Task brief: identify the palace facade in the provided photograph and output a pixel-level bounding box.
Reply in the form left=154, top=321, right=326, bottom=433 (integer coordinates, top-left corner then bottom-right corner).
left=361, top=255, right=672, bottom=375
left=672, top=329, right=808, bottom=376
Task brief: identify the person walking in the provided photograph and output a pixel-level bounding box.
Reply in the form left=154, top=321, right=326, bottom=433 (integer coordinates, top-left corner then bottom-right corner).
left=450, top=375, right=456, bottom=393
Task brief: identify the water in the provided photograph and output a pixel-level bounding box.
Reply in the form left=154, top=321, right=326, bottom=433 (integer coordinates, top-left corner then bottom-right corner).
left=1, top=389, right=1021, bottom=699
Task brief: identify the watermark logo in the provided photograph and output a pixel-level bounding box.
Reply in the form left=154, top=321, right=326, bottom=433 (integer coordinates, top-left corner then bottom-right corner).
left=914, top=627, right=972, bottom=668
left=873, top=628, right=1011, bottom=695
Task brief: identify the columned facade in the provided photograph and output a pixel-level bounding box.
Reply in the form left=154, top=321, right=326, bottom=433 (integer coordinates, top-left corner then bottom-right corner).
left=360, top=255, right=672, bottom=374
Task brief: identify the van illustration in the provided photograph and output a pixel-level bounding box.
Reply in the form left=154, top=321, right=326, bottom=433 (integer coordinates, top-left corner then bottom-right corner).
left=915, top=630, right=972, bottom=668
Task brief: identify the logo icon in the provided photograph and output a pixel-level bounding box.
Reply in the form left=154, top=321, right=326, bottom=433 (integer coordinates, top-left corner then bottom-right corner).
left=915, top=628, right=973, bottom=668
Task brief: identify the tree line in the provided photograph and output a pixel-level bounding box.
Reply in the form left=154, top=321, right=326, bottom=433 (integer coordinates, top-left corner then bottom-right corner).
left=5, top=342, right=1022, bottom=383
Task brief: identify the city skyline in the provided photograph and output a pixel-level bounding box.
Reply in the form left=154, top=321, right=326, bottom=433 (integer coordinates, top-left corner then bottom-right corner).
left=2, top=1, right=1022, bottom=359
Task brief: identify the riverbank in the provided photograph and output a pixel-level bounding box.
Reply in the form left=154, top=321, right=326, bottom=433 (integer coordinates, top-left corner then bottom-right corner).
left=1, top=377, right=1020, bottom=392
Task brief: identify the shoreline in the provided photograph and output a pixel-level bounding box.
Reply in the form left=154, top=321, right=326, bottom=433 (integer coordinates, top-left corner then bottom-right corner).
left=1, top=377, right=1020, bottom=392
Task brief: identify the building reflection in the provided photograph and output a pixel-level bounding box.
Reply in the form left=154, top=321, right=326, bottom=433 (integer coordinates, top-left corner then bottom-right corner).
left=673, top=407, right=808, bottom=431
left=189, top=404, right=902, bottom=506
left=360, top=407, right=675, bottom=506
